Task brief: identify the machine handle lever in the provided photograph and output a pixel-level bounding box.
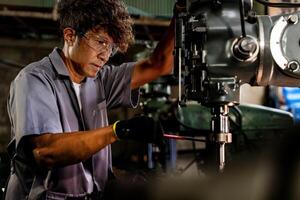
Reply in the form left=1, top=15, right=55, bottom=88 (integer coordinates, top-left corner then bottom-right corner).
left=163, top=134, right=206, bottom=142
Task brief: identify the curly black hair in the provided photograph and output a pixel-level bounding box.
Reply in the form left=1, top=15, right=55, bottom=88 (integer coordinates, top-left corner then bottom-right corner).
left=58, top=0, right=134, bottom=52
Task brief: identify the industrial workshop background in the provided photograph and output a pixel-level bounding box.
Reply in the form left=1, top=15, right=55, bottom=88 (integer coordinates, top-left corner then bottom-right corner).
left=1, top=0, right=300, bottom=199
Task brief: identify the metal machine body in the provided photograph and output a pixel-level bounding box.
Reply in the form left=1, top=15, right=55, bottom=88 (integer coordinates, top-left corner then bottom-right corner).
left=175, top=0, right=300, bottom=171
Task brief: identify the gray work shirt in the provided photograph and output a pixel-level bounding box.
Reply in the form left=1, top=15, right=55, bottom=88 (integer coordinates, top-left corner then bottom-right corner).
left=5, top=48, right=139, bottom=199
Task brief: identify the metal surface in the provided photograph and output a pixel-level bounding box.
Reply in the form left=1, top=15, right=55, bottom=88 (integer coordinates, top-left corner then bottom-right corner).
left=256, top=16, right=273, bottom=86
left=270, top=16, right=289, bottom=71
left=219, top=143, right=225, bottom=172
left=174, top=103, right=294, bottom=132
left=211, top=105, right=232, bottom=172
left=174, top=0, right=300, bottom=170
left=231, top=35, right=259, bottom=62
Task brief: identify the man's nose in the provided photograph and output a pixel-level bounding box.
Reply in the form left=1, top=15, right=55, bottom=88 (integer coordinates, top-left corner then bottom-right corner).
left=97, top=51, right=110, bottom=62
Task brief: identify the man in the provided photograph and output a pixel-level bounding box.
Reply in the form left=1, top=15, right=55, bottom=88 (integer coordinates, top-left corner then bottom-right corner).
left=4, top=0, right=175, bottom=199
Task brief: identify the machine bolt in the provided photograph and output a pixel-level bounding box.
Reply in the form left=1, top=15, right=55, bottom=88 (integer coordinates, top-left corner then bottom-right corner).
left=288, top=15, right=298, bottom=24
left=240, top=38, right=256, bottom=54
left=288, top=61, right=300, bottom=71
left=232, top=36, right=258, bottom=61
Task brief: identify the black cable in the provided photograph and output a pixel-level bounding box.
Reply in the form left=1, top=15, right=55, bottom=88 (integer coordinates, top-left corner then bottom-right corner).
left=239, top=0, right=246, bottom=37
left=255, top=0, right=300, bottom=8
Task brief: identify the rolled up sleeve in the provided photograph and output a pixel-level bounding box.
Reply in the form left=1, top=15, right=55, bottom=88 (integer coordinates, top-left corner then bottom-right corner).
left=8, top=71, right=62, bottom=150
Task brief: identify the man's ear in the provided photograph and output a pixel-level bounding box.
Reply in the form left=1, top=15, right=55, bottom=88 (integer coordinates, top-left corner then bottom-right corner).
left=63, top=28, right=76, bottom=46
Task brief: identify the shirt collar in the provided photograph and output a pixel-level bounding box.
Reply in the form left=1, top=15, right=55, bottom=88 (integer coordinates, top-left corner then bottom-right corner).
left=48, top=47, right=70, bottom=77
left=48, top=47, right=98, bottom=83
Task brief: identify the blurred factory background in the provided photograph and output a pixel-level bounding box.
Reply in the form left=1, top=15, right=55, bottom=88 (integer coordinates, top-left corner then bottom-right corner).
left=0, top=0, right=173, bottom=151
left=1, top=0, right=300, bottom=199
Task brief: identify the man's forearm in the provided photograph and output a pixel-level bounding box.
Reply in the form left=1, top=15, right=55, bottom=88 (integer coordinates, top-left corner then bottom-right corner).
left=131, top=18, right=175, bottom=89
left=150, top=17, right=175, bottom=74
left=31, top=126, right=117, bottom=169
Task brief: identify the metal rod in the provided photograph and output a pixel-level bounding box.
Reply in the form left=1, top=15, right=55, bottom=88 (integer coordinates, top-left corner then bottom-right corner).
left=211, top=105, right=232, bottom=173
left=219, top=143, right=225, bottom=172
left=178, top=49, right=182, bottom=102
left=239, top=0, right=246, bottom=37
left=163, top=134, right=206, bottom=142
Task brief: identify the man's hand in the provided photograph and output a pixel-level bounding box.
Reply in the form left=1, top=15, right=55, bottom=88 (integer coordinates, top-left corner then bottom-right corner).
left=113, top=116, right=164, bottom=144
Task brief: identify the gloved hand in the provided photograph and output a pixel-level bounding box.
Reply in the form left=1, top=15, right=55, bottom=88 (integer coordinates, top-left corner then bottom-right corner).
left=113, top=116, right=164, bottom=144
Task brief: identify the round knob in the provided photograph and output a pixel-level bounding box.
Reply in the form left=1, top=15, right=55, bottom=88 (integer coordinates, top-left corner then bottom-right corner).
left=288, top=15, right=298, bottom=24
left=288, top=61, right=300, bottom=72
left=233, top=36, right=258, bottom=61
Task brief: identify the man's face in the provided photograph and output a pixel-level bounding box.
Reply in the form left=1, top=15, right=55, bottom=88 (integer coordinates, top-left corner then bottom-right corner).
left=67, top=28, right=117, bottom=78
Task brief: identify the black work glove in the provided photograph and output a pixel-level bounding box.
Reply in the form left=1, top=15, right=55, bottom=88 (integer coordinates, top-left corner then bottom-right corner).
left=113, top=116, right=164, bottom=145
